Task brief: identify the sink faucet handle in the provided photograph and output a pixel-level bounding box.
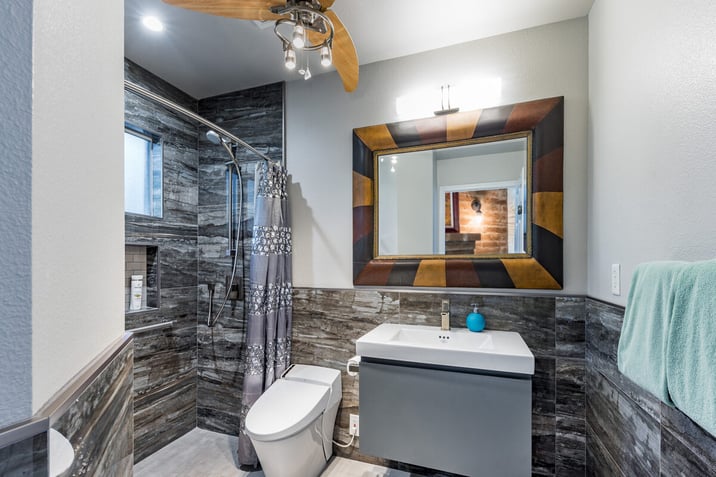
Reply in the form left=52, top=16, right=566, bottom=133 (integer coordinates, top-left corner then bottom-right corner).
left=440, top=299, right=450, bottom=331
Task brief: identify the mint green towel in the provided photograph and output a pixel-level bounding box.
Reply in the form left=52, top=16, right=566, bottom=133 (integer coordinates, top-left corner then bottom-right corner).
left=617, top=261, right=686, bottom=404
left=666, top=259, right=716, bottom=436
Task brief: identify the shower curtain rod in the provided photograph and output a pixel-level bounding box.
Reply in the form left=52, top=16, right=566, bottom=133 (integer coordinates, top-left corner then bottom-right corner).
left=124, top=80, right=277, bottom=164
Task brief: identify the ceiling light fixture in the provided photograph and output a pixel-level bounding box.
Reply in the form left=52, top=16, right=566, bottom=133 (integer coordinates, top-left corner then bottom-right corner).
left=292, top=23, right=306, bottom=49
left=284, top=46, right=297, bottom=70
left=141, top=15, right=164, bottom=32
left=320, top=45, right=332, bottom=67
left=272, top=2, right=334, bottom=76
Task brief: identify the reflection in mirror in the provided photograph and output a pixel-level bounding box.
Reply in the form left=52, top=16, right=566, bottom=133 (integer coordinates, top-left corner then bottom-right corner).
left=377, top=135, right=529, bottom=258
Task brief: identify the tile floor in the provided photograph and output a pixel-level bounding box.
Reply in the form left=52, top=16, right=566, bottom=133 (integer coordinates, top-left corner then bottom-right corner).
left=134, top=428, right=410, bottom=477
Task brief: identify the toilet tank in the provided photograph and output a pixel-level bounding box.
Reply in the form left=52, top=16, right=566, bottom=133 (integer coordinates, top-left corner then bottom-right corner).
left=284, top=365, right=342, bottom=460
left=284, top=365, right=341, bottom=409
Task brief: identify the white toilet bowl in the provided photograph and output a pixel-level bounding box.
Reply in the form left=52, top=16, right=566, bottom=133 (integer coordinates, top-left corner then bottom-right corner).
left=245, top=364, right=342, bottom=477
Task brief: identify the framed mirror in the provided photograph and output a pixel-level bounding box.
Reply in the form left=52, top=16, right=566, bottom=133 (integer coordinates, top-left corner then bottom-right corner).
left=353, top=96, right=564, bottom=289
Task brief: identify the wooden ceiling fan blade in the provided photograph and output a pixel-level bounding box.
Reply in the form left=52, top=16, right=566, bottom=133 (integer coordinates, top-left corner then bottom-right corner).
left=323, top=11, right=359, bottom=92
left=162, top=0, right=284, bottom=21
left=318, top=0, right=335, bottom=10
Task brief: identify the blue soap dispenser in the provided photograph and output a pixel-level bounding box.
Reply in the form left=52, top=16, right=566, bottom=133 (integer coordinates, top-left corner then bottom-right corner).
left=466, top=303, right=485, bottom=332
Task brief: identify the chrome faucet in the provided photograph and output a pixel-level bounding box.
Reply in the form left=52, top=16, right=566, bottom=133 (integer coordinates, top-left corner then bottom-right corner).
left=440, top=299, right=450, bottom=331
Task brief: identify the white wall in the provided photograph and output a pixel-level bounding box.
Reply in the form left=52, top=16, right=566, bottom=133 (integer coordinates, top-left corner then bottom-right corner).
left=437, top=151, right=525, bottom=188
left=31, top=0, right=125, bottom=410
left=588, top=0, right=716, bottom=305
left=0, top=0, right=33, bottom=427
left=287, top=18, right=588, bottom=293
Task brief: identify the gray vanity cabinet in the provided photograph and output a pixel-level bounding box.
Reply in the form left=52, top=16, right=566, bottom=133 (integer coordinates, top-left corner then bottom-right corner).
left=359, top=358, right=532, bottom=476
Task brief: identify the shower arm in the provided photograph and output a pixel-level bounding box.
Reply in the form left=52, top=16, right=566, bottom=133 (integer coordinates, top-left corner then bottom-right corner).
left=124, top=80, right=276, bottom=164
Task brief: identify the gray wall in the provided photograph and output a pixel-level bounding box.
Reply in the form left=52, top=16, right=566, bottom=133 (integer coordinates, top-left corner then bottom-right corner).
left=587, top=0, right=716, bottom=304
left=286, top=18, right=588, bottom=294
left=124, top=59, right=200, bottom=463
left=586, top=1, right=716, bottom=464
left=0, top=0, right=33, bottom=428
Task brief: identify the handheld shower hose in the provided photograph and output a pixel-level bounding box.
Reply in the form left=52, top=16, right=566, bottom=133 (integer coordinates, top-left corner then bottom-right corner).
left=206, top=130, right=243, bottom=328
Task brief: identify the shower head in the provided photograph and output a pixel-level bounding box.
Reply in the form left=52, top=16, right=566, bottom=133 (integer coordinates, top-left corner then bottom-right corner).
left=206, top=130, right=223, bottom=145
left=207, top=129, right=237, bottom=164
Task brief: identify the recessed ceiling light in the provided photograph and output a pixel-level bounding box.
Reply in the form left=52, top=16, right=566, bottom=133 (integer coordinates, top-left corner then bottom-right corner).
left=141, top=16, right=164, bottom=32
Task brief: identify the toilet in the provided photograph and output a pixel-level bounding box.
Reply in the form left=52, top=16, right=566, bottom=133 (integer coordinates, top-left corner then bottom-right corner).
left=245, top=364, right=342, bottom=477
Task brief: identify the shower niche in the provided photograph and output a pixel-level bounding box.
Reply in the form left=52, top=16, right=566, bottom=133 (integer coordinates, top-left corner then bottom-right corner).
left=124, top=244, right=160, bottom=313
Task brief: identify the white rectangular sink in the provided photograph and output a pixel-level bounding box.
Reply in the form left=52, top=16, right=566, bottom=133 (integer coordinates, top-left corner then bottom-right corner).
left=356, top=323, right=534, bottom=375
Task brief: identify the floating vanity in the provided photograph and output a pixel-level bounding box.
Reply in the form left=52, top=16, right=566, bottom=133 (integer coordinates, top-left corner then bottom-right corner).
left=356, top=324, right=534, bottom=477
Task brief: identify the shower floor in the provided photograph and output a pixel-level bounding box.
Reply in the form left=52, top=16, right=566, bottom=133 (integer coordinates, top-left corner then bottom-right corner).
left=134, top=428, right=411, bottom=477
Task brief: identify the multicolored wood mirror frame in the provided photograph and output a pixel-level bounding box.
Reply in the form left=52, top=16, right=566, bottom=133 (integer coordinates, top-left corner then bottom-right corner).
left=352, top=96, right=564, bottom=289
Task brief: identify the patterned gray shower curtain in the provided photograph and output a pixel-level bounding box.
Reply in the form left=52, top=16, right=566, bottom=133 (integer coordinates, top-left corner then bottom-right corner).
left=237, top=161, right=292, bottom=467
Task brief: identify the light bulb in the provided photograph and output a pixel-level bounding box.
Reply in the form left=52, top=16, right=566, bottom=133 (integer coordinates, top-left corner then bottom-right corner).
left=284, top=47, right=296, bottom=70
left=320, top=45, right=332, bottom=67
left=292, top=24, right=305, bottom=49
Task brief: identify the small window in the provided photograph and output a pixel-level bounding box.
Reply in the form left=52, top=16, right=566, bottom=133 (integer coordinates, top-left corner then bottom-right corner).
left=124, top=125, right=162, bottom=217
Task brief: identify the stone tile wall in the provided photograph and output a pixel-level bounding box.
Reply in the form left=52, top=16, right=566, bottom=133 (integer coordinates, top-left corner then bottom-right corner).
left=292, top=288, right=587, bottom=477
left=0, top=341, right=133, bottom=477
left=0, top=431, right=47, bottom=476
left=53, top=342, right=134, bottom=476
left=585, top=298, right=716, bottom=476
left=124, top=59, right=199, bottom=462
left=195, top=82, right=284, bottom=434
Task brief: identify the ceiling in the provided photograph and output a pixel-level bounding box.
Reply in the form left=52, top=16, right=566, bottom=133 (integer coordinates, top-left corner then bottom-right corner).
left=125, top=0, right=594, bottom=99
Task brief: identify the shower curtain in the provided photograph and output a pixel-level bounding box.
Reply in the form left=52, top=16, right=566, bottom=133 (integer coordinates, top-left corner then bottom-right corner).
left=238, top=161, right=293, bottom=467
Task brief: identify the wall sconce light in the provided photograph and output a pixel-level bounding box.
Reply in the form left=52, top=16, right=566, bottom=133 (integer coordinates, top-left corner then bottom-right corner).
left=471, top=198, right=482, bottom=214
left=434, top=84, right=460, bottom=116
left=471, top=198, right=483, bottom=226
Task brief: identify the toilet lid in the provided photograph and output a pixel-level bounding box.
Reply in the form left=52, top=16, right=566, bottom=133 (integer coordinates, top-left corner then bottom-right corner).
left=245, top=379, right=329, bottom=442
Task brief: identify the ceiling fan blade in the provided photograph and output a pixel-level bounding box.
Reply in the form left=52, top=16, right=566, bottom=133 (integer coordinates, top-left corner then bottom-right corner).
left=308, top=11, right=358, bottom=92
left=162, top=0, right=284, bottom=21
left=318, top=0, right=335, bottom=10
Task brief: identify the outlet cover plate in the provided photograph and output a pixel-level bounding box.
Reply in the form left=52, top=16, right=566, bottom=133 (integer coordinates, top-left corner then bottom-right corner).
left=611, top=264, right=621, bottom=295
left=349, top=413, right=359, bottom=436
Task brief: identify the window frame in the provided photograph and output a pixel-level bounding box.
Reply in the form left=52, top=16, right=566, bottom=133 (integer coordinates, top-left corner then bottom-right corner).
left=124, top=124, right=163, bottom=219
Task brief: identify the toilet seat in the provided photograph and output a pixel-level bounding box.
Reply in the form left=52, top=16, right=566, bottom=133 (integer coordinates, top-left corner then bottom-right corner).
left=245, top=379, right=329, bottom=442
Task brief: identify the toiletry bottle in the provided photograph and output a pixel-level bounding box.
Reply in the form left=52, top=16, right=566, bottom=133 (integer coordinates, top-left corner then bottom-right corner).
left=130, top=275, right=143, bottom=311
left=466, top=303, right=485, bottom=332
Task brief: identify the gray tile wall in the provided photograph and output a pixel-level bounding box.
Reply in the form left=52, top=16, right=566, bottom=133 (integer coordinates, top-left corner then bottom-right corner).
left=292, top=289, right=587, bottom=477
left=53, top=342, right=134, bottom=476
left=0, top=432, right=47, bottom=477
left=125, top=59, right=199, bottom=462
left=585, top=298, right=716, bottom=475
left=0, top=343, right=133, bottom=477
left=196, top=82, right=284, bottom=434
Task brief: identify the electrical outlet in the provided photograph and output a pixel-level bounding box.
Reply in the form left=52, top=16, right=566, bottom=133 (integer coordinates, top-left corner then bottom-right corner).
left=349, top=413, right=359, bottom=437
left=611, top=264, right=621, bottom=295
